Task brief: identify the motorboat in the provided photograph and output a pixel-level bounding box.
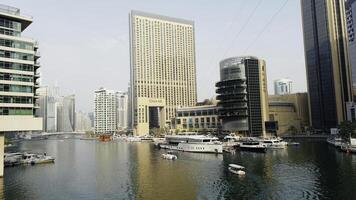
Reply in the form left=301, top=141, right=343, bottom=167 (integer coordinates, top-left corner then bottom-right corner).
left=228, top=164, right=246, bottom=176
left=260, top=137, right=288, bottom=149
left=4, top=152, right=23, bottom=167
left=164, top=134, right=223, bottom=153
left=161, top=151, right=177, bottom=160
left=239, top=141, right=267, bottom=153
left=22, top=153, right=55, bottom=165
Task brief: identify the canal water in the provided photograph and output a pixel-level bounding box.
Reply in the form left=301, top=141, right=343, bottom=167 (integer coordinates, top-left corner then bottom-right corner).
left=2, top=137, right=356, bottom=200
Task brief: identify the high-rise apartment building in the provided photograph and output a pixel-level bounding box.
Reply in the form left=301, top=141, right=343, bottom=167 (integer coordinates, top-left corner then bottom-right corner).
left=117, top=91, right=128, bottom=130
left=216, top=56, right=269, bottom=137
left=347, top=0, right=356, bottom=87
left=94, top=88, right=117, bottom=134
left=274, top=78, right=292, bottom=95
left=129, top=11, right=197, bottom=135
left=0, top=4, right=42, bottom=176
left=301, top=0, right=353, bottom=130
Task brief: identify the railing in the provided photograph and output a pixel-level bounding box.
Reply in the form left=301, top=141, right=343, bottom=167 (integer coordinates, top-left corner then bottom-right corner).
left=0, top=4, right=33, bottom=19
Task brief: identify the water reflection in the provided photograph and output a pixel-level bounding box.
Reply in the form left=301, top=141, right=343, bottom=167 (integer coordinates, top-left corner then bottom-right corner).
left=3, top=139, right=356, bottom=200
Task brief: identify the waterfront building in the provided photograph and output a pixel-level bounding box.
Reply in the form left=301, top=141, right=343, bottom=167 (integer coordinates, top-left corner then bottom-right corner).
left=215, top=56, right=269, bottom=137
left=268, top=93, right=310, bottom=135
left=36, top=86, right=59, bottom=132
left=94, top=88, right=117, bottom=134
left=117, top=91, right=128, bottom=130
left=268, top=92, right=310, bottom=129
left=274, top=78, right=292, bottom=95
left=347, top=0, right=356, bottom=89
left=75, top=111, right=92, bottom=132
left=56, top=94, right=75, bottom=132
left=129, top=10, right=197, bottom=136
left=174, top=105, right=221, bottom=134
left=0, top=4, right=42, bottom=176
left=301, top=0, right=353, bottom=130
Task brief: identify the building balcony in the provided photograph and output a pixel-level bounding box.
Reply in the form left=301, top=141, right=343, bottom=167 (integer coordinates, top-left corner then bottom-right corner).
left=34, top=62, right=40, bottom=70
left=34, top=51, right=40, bottom=59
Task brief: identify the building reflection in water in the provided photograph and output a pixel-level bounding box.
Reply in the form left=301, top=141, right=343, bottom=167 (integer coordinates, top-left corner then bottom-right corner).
left=130, top=143, right=224, bottom=199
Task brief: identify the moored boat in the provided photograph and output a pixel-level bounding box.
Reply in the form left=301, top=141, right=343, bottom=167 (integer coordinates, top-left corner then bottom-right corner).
left=163, top=134, right=223, bottom=153
left=239, top=141, right=267, bottom=153
left=261, top=137, right=288, bottom=149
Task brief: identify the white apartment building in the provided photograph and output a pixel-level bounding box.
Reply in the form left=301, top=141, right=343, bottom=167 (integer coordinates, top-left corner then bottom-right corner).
left=129, top=10, right=197, bottom=135
left=0, top=4, right=42, bottom=177
left=94, top=88, right=117, bottom=134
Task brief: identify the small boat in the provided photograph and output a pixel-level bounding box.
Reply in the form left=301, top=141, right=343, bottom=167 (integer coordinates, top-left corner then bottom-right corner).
left=239, top=141, right=267, bottom=153
left=161, top=151, right=177, bottom=160
left=228, top=164, right=246, bottom=176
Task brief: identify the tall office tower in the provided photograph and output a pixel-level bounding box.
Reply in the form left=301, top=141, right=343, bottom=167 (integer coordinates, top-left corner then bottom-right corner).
left=347, top=0, right=356, bottom=87
left=216, top=57, right=269, bottom=137
left=36, top=86, right=59, bottom=132
left=0, top=5, right=42, bottom=176
left=301, top=0, right=353, bottom=130
left=274, top=78, right=293, bottom=95
left=94, top=88, right=117, bottom=134
left=117, top=91, right=128, bottom=130
left=129, top=11, right=197, bottom=136
left=56, top=94, right=75, bottom=132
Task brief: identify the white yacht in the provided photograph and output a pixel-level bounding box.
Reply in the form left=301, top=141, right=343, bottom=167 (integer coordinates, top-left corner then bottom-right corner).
left=260, top=137, right=288, bottom=149
left=161, top=134, right=223, bottom=153
left=327, top=136, right=342, bottom=148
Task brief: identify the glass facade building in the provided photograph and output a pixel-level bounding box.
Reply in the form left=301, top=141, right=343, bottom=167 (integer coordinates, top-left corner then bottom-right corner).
left=301, top=0, right=353, bottom=130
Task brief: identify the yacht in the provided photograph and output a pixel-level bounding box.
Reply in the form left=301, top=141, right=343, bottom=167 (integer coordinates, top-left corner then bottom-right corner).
left=260, top=137, right=288, bottom=149
left=161, top=134, right=223, bottom=153
left=327, top=136, right=342, bottom=149
left=239, top=141, right=267, bottom=153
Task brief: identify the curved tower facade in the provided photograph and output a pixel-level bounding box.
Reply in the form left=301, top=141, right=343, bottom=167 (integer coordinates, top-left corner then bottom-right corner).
left=216, top=56, right=269, bottom=137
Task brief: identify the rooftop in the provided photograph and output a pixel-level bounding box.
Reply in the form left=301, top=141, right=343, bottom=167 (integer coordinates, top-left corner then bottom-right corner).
left=0, top=4, right=33, bottom=31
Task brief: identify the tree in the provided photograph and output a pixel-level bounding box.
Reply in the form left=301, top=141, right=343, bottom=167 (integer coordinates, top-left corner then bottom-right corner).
left=338, top=121, right=356, bottom=141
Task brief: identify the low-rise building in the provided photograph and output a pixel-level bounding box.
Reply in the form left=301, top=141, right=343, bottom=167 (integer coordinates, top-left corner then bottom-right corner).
left=174, top=105, right=221, bottom=134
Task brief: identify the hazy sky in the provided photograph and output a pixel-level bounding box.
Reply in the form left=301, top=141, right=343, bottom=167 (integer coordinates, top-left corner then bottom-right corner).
left=2, top=0, right=307, bottom=112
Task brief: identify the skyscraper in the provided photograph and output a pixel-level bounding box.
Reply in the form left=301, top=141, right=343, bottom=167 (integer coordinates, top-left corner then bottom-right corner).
left=301, top=0, right=353, bottom=130
left=347, top=0, right=356, bottom=87
left=56, top=94, right=75, bottom=132
left=129, top=11, right=197, bottom=135
left=94, top=88, right=117, bottom=134
left=216, top=56, right=269, bottom=137
left=117, top=91, right=128, bottom=130
left=36, top=86, right=59, bottom=132
left=0, top=4, right=42, bottom=176
left=274, top=78, right=292, bottom=95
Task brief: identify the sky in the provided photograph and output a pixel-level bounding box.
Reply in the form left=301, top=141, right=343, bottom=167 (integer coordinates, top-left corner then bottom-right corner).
left=2, top=0, right=307, bottom=113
